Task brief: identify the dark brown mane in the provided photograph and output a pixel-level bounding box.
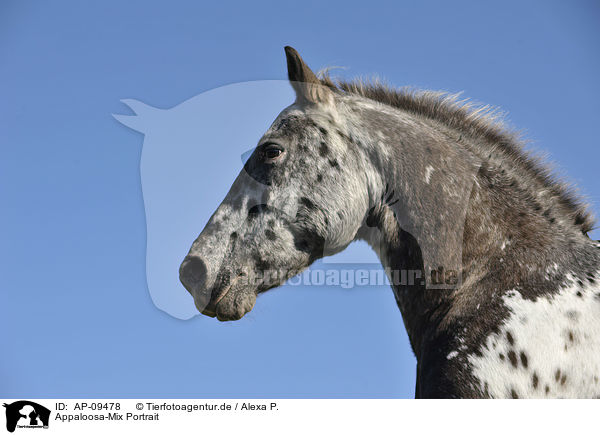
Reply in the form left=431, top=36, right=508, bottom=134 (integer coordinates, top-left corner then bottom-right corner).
left=320, top=74, right=595, bottom=234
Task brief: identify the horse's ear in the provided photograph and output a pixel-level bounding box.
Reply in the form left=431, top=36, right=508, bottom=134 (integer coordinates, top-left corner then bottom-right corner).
left=285, top=46, right=332, bottom=105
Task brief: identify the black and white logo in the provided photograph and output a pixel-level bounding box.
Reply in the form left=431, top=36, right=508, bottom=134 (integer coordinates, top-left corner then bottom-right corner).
left=3, top=401, right=50, bottom=432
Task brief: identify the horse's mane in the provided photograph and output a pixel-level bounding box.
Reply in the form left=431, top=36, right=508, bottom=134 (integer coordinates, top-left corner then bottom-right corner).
left=319, top=73, right=595, bottom=234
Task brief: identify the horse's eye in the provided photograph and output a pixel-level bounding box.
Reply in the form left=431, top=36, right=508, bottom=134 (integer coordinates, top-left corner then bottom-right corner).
left=263, top=144, right=284, bottom=161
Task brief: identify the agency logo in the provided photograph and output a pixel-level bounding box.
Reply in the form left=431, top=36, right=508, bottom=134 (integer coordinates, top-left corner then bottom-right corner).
left=3, top=401, right=50, bottom=432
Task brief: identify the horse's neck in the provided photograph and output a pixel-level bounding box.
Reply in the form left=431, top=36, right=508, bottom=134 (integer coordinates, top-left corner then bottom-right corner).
left=350, top=101, right=598, bottom=362
left=460, top=159, right=596, bottom=291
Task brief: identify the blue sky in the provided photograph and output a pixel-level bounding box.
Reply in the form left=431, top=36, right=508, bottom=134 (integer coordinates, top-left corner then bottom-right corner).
left=1, top=1, right=599, bottom=398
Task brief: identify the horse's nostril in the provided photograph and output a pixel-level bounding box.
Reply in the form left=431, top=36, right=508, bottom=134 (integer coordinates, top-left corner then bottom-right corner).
left=179, top=256, right=207, bottom=290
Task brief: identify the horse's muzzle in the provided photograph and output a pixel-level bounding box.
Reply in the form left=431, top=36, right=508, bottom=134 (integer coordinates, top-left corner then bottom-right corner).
left=179, top=255, right=254, bottom=320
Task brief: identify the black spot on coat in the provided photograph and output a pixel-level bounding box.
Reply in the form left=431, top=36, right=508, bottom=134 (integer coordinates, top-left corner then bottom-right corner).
left=506, top=331, right=515, bottom=346
left=507, top=350, right=518, bottom=368
left=299, top=197, right=316, bottom=210
left=520, top=352, right=528, bottom=368
left=319, top=142, right=329, bottom=157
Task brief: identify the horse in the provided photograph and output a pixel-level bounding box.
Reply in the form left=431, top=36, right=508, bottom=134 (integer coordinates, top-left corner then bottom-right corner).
left=179, top=46, right=600, bottom=398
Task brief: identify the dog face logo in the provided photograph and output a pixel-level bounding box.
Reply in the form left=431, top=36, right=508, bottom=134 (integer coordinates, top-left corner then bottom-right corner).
left=3, top=401, right=50, bottom=432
